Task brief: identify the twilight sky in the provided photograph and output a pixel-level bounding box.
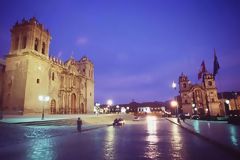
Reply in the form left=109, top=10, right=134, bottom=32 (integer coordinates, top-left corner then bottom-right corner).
left=0, top=0, right=240, bottom=104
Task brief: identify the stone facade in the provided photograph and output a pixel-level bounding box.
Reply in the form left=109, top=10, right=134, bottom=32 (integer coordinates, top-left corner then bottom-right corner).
left=178, top=73, right=224, bottom=116
left=0, top=17, right=94, bottom=114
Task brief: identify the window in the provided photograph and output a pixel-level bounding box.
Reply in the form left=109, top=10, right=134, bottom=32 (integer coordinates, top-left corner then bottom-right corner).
left=83, top=69, right=85, bottom=73
left=208, top=81, right=212, bottom=86
left=37, top=78, right=40, bottom=84
left=60, top=76, right=64, bottom=88
left=183, top=83, right=186, bottom=88
left=42, top=42, right=45, bottom=54
left=15, top=36, right=19, bottom=50
left=90, top=92, right=92, bottom=96
left=22, top=36, right=27, bottom=49
left=34, top=38, right=39, bottom=51
left=185, top=100, right=188, bottom=103
left=52, top=72, right=55, bottom=81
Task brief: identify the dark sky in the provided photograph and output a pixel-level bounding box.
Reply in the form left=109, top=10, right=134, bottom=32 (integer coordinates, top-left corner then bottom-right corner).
left=0, top=0, right=240, bottom=104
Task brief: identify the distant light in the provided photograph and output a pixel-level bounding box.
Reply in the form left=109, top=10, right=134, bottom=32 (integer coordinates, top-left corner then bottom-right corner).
left=121, top=107, right=126, bottom=113
left=38, top=95, right=50, bottom=102
left=96, top=103, right=100, bottom=107
left=172, top=81, right=177, bottom=89
left=38, top=95, right=43, bottom=101
left=170, top=100, right=178, bottom=107
left=107, top=99, right=113, bottom=106
left=192, top=103, right=195, bottom=107
left=194, top=108, right=197, bottom=111
left=205, top=108, right=208, bottom=112
left=225, top=99, right=230, bottom=104
left=116, top=105, right=120, bottom=109
left=44, top=96, right=50, bottom=102
left=126, top=107, right=129, bottom=110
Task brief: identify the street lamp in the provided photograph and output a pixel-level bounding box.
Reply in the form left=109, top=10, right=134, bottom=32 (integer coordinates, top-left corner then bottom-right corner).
left=38, top=95, right=50, bottom=120
left=172, top=81, right=177, bottom=90
left=170, top=100, right=178, bottom=117
left=95, top=103, right=100, bottom=115
left=171, top=81, right=179, bottom=119
left=205, top=108, right=208, bottom=113
left=225, top=99, right=230, bottom=105
left=107, top=99, right=113, bottom=113
left=116, top=105, right=120, bottom=113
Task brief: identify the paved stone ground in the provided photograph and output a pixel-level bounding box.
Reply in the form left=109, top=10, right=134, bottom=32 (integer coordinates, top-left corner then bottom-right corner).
left=167, top=117, right=240, bottom=155
left=0, top=118, right=239, bottom=160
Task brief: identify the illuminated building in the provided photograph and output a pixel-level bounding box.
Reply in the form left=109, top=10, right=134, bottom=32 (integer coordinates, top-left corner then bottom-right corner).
left=0, top=17, right=94, bottom=114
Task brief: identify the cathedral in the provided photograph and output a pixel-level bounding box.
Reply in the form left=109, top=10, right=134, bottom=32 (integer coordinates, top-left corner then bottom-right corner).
left=0, top=17, right=94, bottom=114
left=178, top=72, right=224, bottom=116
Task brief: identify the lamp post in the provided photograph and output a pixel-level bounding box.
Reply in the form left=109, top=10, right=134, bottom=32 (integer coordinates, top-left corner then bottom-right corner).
left=171, top=81, right=178, bottom=116
left=107, top=99, right=113, bottom=113
left=171, top=100, right=179, bottom=122
left=38, top=95, right=50, bottom=120
left=192, top=103, right=196, bottom=114
left=233, top=92, right=238, bottom=110
left=116, top=105, right=120, bottom=114
left=95, top=103, right=100, bottom=115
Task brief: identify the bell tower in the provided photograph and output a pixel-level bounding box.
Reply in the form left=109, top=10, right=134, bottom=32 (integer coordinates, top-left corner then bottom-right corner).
left=179, top=73, right=192, bottom=114
left=179, top=73, right=190, bottom=92
left=2, top=17, right=52, bottom=114
left=203, top=72, right=221, bottom=116
left=10, top=17, right=51, bottom=56
left=79, top=56, right=94, bottom=113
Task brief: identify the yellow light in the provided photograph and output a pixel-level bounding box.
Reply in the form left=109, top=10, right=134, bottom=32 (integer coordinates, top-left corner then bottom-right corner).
left=170, top=100, right=178, bottom=107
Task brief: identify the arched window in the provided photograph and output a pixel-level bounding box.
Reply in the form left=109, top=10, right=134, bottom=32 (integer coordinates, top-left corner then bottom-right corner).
left=183, top=83, right=186, bottom=88
left=34, top=38, right=39, bottom=51
left=52, top=72, right=55, bottom=81
left=22, top=36, right=27, bottom=49
left=15, top=36, right=19, bottom=50
left=208, top=81, right=212, bottom=86
left=42, top=42, right=45, bottom=54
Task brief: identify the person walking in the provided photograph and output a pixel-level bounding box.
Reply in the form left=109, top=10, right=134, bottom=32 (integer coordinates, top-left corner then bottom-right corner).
left=77, top=117, right=82, bottom=132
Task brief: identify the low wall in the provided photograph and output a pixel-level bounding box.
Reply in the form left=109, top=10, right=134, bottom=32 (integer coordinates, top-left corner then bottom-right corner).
left=80, top=114, right=134, bottom=125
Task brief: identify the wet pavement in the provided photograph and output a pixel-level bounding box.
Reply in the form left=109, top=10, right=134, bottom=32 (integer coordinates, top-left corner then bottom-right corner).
left=0, top=118, right=239, bottom=160
left=167, top=118, right=240, bottom=151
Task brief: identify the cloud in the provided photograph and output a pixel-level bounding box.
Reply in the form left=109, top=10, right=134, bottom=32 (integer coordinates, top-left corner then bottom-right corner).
left=76, top=36, right=88, bottom=46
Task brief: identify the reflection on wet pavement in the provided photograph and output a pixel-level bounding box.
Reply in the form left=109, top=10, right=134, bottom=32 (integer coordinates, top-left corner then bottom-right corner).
left=27, top=138, right=56, bottom=160
left=170, top=123, right=183, bottom=159
left=144, top=116, right=160, bottom=159
left=1, top=119, right=239, bottom=160
left=104, top=126, right=115, bottom=160
left=229, top=125, right=238, bottom=146
left=192, top=120, right=200, bottom=133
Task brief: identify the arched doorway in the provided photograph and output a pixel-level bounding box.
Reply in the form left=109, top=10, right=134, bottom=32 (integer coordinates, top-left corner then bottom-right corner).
left=80, top=103, right=84, bottom=114
left=71, top=93, right=76, bottom=114
left=50, top=99, right=56, bottom=114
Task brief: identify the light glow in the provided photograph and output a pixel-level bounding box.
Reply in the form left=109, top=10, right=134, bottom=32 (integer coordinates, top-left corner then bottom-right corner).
left=107, top=99, right=113, bottom=106
left=170, top=100, right=178, bottom=107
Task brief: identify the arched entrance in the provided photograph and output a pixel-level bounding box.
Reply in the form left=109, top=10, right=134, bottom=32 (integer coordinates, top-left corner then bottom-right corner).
left=71, top=93, right=76, bottom=114
left=80, top=103, right=84, bottom=114
left=50, top=99, right=56, bottom=114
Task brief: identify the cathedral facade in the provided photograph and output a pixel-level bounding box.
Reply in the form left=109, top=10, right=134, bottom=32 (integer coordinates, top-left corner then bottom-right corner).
left=0, top=17, right=94, bottom=114
left=178, top=73, right=224, bottom=116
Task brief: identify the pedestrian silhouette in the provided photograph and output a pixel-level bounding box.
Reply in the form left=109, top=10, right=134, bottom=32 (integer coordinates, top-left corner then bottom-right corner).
left=77, top=117, right=82, bottom=132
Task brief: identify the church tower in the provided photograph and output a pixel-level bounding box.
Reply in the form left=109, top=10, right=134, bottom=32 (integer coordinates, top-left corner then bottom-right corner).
left=79, top=56, right=94, bottom=113
left=2, top=17, right=52, bottom=114
left=179, top=73, right=192, bottom=114
left=10, top=17, right=51, bottom=56
left=203, top=73, right=221, bottom=116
